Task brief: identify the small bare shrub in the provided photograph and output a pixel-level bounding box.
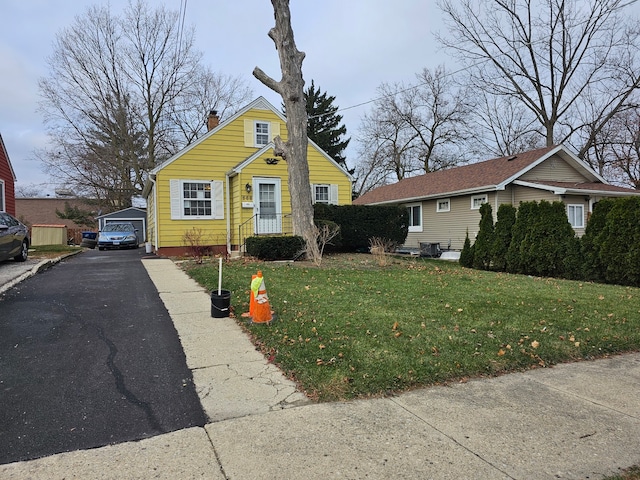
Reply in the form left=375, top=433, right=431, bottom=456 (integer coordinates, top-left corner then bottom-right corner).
left=182, top=228, right=212, bottom=263
left=369, top=237, right=397, bottom=266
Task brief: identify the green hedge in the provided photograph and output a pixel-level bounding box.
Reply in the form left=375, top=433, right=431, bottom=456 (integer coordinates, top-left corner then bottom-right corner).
left=245, top=235, right=305, bottom=260
left=461, top=197, right=640, bottom=287
left=314, top=204, right=408, bottom=252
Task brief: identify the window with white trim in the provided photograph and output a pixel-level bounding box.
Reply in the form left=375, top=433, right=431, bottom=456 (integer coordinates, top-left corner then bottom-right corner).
left=312, top=184, right=338, bottom=204
left=0, top=179, right=5, bottom=212
left=407, top=203, right=422, bottom=232
left=255, top=121, right=270, bottom=146
left=471, top=194, right=487, bottom=210
left=183, top=182, right=212, bottom=216
left=437, top=198, right=450, bottom=212
left=567, top=204, right=584, bottom=228
left=170, top=179, right=224, bottom=220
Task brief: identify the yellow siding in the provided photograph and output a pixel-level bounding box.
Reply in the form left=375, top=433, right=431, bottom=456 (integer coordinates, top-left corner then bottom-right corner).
left=152, top=103, right=351, bottom=250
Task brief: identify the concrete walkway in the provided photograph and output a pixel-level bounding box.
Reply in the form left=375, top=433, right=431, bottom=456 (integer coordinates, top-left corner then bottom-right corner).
left=1, top=257, right=639, bottom=479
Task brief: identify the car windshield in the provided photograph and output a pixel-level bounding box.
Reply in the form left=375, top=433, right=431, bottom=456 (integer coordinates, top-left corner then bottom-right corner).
left=103, top=223, right=134, bottom=232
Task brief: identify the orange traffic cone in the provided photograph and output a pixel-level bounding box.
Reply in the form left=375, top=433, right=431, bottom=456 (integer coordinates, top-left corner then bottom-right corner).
left=241, top=273, right=258, bottom=318
left=251, top=271, right=273, bottom=324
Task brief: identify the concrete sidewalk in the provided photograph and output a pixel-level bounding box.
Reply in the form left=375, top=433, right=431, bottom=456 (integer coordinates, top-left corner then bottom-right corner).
left=2, top=257, right=639, bottom=479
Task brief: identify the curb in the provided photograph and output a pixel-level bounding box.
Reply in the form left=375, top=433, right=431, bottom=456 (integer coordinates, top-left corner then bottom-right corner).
left=0, top=250, right=83, bottom=296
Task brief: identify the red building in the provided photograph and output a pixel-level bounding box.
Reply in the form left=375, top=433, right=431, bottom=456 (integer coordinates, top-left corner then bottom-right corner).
left=0, top=133, right=17, bottom=216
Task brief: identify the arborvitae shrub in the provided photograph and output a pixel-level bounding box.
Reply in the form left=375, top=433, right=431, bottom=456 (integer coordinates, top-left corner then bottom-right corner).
left=459, top=230, right=474, bottom=267
left=598, top=197, right=640, bottom=287
left=491, top=204, right=517, bottom=271
left=472, top=203, right=495, bottom=270
left=506, top=201, right=539, bottom=274
left=581, top=198, right=615, bottom=282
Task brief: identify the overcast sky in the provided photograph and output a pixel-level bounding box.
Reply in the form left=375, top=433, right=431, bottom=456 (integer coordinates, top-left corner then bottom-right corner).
left=0, top=0, right=446, bottom=196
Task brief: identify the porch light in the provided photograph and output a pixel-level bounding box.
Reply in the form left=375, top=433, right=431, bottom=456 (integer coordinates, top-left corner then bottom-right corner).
left=265, top=157, right=280, bottom=165
left=245, top=183, right=252, bottom=193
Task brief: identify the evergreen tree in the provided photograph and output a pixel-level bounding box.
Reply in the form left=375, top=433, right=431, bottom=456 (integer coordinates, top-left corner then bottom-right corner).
left=506, top=201, right=538, bottom=274
left=581, top=198, right=615, bottom=282
left=472, top=203, right=495, bottom=270
left=491, top=204, right=517, bottom=271
left=519, top=200, right=575, bottom=278
left=303, top=80, right=352, bottom=173
left=459, top=229, right=474, bottom=267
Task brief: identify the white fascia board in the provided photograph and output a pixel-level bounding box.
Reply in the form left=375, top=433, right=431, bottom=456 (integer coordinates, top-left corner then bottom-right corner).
left=307, top=137, right=354, bottom=181
left=150, top=96, right=283, bottom=174
left=230, top=143, right=275, bottom=175
left=512, top=180, right=567, bottom=194
left=363, top=186, right=500, bottom=206
left=497, top=145, right=564, bottom=189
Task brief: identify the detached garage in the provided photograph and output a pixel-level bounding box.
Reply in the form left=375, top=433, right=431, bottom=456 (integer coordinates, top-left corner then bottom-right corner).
left=97, top=207, right=147, bottom=242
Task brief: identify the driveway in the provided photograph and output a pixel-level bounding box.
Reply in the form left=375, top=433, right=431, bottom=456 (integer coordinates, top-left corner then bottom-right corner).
left=0, top=248, right=206, bottom=465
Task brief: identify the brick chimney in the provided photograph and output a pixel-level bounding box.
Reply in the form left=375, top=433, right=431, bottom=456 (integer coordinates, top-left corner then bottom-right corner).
left=207, top=110, right=219, bottom=131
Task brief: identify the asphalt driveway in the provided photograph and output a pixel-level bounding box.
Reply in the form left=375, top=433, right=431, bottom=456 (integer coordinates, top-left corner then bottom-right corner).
left=0, top=248, right=206, bottom=464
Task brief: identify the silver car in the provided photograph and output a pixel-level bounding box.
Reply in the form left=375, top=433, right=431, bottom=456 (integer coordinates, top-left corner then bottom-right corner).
left=0, top=212, right=29, bottom=262
left=97, top=222, right=139, bottom=250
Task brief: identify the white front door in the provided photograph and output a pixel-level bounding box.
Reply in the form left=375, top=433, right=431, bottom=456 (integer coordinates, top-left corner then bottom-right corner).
left=253, top=178, right=282, bottom=234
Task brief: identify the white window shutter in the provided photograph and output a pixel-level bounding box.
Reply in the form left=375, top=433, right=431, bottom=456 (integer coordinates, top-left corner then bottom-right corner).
left=244, top=119, right=253, bottom=147
left=329, top=184, right=338, bottom=205
left=213, top=180, right=224, bottom=219
left=170, top=179, right=181, bottom=219
left=310, top=184, right=316, bottom=204
left=271, top=122, right=280, bottom=141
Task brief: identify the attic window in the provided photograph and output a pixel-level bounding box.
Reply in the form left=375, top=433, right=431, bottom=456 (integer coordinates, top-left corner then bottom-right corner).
left=255, top=121, right=270, bottom=146
left=507, top=155, right=517, bottom=161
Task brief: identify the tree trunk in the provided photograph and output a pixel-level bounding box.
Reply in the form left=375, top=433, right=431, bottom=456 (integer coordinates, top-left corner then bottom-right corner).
left=253, top=0, right=320, bottom=262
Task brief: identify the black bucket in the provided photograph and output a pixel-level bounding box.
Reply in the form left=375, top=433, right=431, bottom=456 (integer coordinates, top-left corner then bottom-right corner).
left=211, top=289, right=231, bottom=318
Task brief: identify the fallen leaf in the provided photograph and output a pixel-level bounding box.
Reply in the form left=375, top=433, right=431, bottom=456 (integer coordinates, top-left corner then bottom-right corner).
left=497, top=349, right=506, bottom=356
left=319, top=344, right=326, bottom=349
left=457, top=308, right=463, bottom=313
left=531, top=340, right=540, bottom=349
left=598, top=295, right=604, bottom=300
left=392, top=321, right=399, bottom=331
left=575, top=342, right=580, bottom=347
left=394, top=332, right=402, bottom=338
left=316, top=359, right=324, bottom=365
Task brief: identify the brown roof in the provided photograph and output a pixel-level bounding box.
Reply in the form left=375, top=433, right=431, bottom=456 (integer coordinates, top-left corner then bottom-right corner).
left=353, top=145, right=570, bottom=205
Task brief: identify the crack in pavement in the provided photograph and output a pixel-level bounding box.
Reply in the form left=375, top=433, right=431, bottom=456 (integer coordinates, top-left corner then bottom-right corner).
left=93, top=324, right=165, bottom=434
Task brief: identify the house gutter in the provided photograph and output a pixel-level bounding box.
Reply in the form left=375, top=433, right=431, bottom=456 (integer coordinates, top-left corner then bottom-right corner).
left=225, top=169, right=239, bottom=256
left=361, top=185, right=501, bottom=206
left=225, top=172, right=231, bottom=255
left=151, top=175, right=159, bottom=251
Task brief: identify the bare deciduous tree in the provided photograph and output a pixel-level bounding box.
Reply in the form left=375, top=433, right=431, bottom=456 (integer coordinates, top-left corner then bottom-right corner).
left=38, top=0, right=252, bottom=209
left=253, top=0, right=320, bottom=263
left=353, top=66, right=469, bottom=194
left=437, top=0, right=640, bottom=158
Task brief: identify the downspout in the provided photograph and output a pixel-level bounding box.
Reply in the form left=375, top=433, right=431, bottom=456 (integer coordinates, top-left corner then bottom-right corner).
left=225, top=172, right=231, bottom=255
left=152, top=176, right=159, bottom=252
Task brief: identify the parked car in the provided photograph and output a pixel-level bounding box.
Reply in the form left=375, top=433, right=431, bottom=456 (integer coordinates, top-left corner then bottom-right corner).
left=97, top=222, right=139, bottom=250
left=0, top=212, right=30, bottom=262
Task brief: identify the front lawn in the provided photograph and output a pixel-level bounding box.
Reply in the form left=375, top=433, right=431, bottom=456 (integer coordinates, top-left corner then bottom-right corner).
left=184, top=254, right=640, bottom=402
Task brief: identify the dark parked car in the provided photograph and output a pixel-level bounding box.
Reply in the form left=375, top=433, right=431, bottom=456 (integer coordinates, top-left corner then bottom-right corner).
left=0, top=212, right=29, bottom=262
left=97, top=222, right=139, bottom=250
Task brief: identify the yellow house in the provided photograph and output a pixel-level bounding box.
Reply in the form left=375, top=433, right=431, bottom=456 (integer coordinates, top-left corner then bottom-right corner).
left=142, top=97, right=352, bottom=256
